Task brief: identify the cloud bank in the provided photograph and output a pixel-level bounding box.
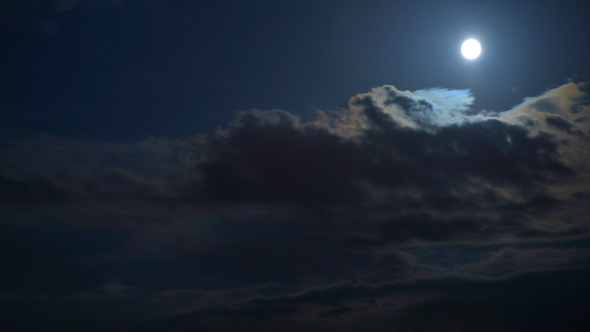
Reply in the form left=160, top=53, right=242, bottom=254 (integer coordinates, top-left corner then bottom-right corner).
left=1, top=83, right=590, bottom=331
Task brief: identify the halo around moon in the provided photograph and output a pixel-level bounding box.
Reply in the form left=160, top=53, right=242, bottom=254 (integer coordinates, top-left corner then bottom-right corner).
left=461, top=39, right=481, bottom=60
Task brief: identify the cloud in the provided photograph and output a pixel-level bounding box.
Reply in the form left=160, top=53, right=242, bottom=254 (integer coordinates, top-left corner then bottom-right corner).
left=500, top=82, right=589, bottom=137
left=2, top=83, right=589, bottom=241
left=458, top=247, right=590, bottom=278
left=316, top=85, right=478, bottom=138
left=0, top=172, right=69, bottom=205
left=193, top=96, right=569, bottom=210
left=1, top=83, right=590, bottom=331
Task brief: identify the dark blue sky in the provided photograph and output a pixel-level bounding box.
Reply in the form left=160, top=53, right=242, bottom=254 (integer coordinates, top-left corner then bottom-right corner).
left=2, top=0, right=589, bottom=140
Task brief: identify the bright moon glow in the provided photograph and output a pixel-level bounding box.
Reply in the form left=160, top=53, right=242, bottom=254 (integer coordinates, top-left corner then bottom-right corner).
left=461, top=39, right=481, bottom=60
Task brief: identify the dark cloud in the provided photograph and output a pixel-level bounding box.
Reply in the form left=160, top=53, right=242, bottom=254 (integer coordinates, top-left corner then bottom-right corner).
left=529, top=97, right=561, bottom=114
left=378, top=214, right=480, bottom=243
left=457, top=247, right=590, bottom=278
left=545, top=114, right=573, bottom=131
left=514, top=225, right=590, bottom=240
left=192, top=107, right=570, bottom=209
left=194, top=110, right=363, bottom=206
left=389, top=268, right=590, bottom=332
left=0, top=172, right=68, bottom=205
left=149, top=266, right=590, bottom=332
left=1, top=83, right=590, bottom=331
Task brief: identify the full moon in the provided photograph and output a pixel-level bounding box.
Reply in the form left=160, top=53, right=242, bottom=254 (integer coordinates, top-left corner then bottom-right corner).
left=461, top=39, right=481, bottom=60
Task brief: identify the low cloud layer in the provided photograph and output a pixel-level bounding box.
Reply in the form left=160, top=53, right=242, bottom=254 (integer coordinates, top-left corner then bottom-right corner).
left=1, top=83, right=590, bottom=331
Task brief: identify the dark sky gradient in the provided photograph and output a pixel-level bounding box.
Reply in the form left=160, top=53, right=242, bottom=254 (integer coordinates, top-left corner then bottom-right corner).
left=2, top=1, right=590, bottom=331
left=2, top=0, right=589, bottom=140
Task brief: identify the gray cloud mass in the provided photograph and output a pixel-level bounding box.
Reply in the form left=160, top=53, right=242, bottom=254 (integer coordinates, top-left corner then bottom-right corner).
left=1, top=83, right=590, bottom=331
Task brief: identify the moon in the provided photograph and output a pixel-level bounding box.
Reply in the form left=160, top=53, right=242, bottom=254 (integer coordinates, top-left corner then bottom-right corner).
left=461, top=39, right=481, bottom=60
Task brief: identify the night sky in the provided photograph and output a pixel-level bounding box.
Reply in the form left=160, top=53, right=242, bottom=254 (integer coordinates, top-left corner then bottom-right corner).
left=2, top=1, right=590, bottom=331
